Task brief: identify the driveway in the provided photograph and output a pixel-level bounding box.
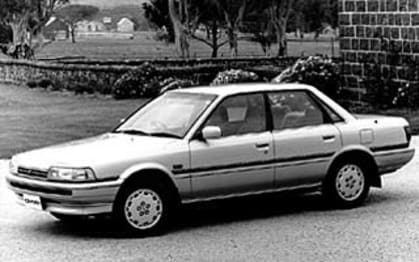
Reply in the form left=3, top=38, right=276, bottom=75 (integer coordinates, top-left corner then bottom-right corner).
left=0, top=138, right=419, bottom=262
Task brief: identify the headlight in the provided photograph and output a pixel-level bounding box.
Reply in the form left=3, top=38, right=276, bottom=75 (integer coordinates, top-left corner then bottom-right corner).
left=47, top=167, right=96, bottom=182
left=9, top=159, right=18, bottom=175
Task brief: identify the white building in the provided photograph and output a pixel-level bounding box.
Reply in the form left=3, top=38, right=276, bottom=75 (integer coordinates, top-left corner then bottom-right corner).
left=117, top=18, right=135, bottom=33
left=76, top=20, right=106, bottom=33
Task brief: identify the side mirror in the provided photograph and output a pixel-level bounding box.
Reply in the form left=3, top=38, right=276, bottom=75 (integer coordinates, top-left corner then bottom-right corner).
left=202, top=126, right=222, bottom=140
left=119, top=118, right=125, bottom=123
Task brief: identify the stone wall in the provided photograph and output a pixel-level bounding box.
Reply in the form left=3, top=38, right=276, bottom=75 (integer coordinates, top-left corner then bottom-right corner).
left=0, top=57, right=297, bottom=94
left=339, top=0, right=419, bottom=100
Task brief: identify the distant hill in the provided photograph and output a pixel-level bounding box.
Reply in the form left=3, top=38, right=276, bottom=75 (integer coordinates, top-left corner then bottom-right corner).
left=70, top=0, right=149, bottom=8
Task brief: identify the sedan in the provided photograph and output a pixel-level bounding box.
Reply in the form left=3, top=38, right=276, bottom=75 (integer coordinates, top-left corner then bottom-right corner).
left=6, top=83, right=415, bottom=236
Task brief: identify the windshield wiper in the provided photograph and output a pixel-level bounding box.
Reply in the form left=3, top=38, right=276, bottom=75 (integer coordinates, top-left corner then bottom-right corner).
left=114, top=129, right=151, bottom=136
left=149, top=132, right=181, bottom=139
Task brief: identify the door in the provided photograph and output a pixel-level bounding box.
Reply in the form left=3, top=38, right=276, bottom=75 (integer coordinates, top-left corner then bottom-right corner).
left=189, top=93, right=274, bottom=199
left=267, top=91, right=342, bottom=188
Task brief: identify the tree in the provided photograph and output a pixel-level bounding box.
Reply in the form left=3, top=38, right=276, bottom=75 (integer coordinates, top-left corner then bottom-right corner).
left=0, top=0, right=68, bottom=59
left=209, top=0, right=255, bottom=57
left=168, top=0, right=192, bottom=58
left=55, top=5, right=99, bottom=43
left=188, top=0, right=228, bottom=58
left=143, top=0, right=175, bottom=42
left=266, top=0, right=294, bottom=56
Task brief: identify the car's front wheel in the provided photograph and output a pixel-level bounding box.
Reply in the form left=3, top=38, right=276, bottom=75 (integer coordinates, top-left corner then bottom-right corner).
left=323, top=160, right=370, bottom=208
left=114, top=179, right=173, bottom=236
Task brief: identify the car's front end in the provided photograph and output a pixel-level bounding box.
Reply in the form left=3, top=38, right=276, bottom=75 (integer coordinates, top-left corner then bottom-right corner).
left=6, top=161, right=121, bottom=215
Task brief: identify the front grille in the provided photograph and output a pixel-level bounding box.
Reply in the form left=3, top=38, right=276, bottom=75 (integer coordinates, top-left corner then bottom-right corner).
left=17, top=167, right=48, bottom=179
left=10, top=181, right=72, bottom=196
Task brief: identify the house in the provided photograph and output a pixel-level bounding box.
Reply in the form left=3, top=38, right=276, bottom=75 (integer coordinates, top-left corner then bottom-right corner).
left=76, top=20, right=106, bottom=33
left=44, top=17, right=69, bottom=40
left=117, top=18, right=135, bottom=33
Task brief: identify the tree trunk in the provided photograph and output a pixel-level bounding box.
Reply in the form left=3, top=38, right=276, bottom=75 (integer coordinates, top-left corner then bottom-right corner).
left=277, top=25, right=287, bottom=56
left=211, top=19, right=218, bottom=58
left=226, top=26, right=238, bottom=57
left=69, top=24, right=76, bottom=43
left=168, top=0, right=190, bottom=58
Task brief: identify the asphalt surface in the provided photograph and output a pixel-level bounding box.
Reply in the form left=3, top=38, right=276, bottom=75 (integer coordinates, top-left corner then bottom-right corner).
left=1, top=138, right=419, bottom=262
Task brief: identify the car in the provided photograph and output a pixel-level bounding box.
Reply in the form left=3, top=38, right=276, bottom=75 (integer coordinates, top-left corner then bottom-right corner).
left=5, top=83, right=415, bottom=236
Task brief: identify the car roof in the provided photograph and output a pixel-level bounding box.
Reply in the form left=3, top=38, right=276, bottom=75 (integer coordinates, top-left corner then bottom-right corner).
left=172, top=83, right=317, bottom=97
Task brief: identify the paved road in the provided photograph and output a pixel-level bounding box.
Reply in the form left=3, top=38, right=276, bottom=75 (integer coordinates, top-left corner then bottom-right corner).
left=1, top=139, right=419, bottom=262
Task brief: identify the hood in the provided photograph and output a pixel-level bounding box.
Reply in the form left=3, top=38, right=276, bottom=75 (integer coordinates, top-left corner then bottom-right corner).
left=13, top=133, right=180, bottom=170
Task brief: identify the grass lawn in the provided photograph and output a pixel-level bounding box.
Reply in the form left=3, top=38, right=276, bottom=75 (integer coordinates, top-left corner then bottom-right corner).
left=37, top=32, right=339, bottom=60
left=2, top=83, right=417, bottom=159
left=0, top=84, right=144, bottom=158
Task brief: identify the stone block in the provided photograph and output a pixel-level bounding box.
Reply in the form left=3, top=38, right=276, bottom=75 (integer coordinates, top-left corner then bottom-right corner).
left=360, top=39, right=370, bottom=50
left=356, top=1, right=366, bottom=12
left=341, top=26, right=355, bottom=37
left=356, top=26, right=366, bottom=37
left=408, top=0, right=418, bottom=11
left=341, top=38, right=352, bottom=50
left=361, top=14, right=370, bottom=25
left=400, top=0, right=409, bottom=11
left=368, top=1, right=379, bottom=11
left=340, top=14, right=351, bottom=25
left=345, top=1, right=356, bottom=12
left=411, top=14, right=419, bottom=25
left=352, top=39, right=360, bottom=50
left=401, top=14, right=411, bottom=26
left=386, top=0, right=398, bottom=11
left=391, top=27, right=400, bottom=39
left=353, top=14, right=361, bottom=25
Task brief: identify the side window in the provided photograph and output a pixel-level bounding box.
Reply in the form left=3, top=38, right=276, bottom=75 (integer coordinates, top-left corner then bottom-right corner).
left=268, top=91, right=325, bottom=130
left=204, top=94, right=266, bottom=137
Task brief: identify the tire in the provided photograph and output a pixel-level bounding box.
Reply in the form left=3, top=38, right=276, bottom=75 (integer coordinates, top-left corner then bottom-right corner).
left=113, top=179, right=174, bottom=236
left=323, top=159, right=370, bottom=209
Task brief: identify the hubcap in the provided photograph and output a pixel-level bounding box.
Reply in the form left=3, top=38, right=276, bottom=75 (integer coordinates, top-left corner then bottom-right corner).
left=124, top=189, right=163, bottom=230
left=335, top=164, right=365, bottom=201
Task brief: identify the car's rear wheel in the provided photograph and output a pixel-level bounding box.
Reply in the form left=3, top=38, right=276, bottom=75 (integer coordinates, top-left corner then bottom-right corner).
left=323, top=160, right=370, bottom=208
left=114, top=179, right=173, bottom=236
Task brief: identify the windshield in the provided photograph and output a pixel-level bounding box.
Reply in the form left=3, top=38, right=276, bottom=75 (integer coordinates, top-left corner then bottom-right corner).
left=116, top=92, right=216, bottom=138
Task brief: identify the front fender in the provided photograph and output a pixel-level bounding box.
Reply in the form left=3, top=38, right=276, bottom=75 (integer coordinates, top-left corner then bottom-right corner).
left=119, top=162, right=176, bottom=183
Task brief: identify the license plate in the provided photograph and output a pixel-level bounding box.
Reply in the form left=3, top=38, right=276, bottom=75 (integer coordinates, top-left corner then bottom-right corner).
left=22, top=194, right=43, bottom=210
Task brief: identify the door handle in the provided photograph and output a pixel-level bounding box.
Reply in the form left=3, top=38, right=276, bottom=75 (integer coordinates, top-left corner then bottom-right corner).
left=323, top=135, right=336, bottom=141
left=255, top=143, right=270, bottom=149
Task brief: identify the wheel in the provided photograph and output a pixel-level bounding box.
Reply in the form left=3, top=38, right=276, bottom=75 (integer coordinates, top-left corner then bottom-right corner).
left=323, top=159, right=370, bottom=208
left=113, top=179, right=174, bottom=236
left=50, top=213, right=87, bottom=222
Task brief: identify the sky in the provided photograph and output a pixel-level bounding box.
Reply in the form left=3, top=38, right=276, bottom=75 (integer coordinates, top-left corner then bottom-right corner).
left=70, top=0, right=148, bottom=8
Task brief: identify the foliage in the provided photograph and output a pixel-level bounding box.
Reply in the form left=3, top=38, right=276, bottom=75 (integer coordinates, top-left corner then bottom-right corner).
left=159, top=77, right=196, bottom=94
left=0, top=23, right=12, bottom=44
left=272, top=55, right=340, bottom=99
left=143, top=0, right=175, bottom=42
left=0, top=0, right=68, bottom=58
left=211, top=69, right=260, bottom=86
left=112, top=63, right=164, bottom=99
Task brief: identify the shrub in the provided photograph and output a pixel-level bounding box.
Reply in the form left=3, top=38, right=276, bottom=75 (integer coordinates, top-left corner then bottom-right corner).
left=38, top=79, right=53, bottom=88
left=159, top=77, right=196, bottom=94
left=112, top=62, right=164, bottom=99
left=211, top=69, right=260, bottom=86
left=272, top=56, right=341, bottom=99
left=26, top=80, right=38, bottom=88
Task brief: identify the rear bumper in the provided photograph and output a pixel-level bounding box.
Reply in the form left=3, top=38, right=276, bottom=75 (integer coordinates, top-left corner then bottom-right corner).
left=5, top=172, right=122, bottom=216
left=374, top=146, right=415, bottom=175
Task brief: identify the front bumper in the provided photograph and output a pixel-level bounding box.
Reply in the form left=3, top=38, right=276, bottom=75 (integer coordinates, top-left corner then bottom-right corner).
left=5, top=172, right=122, bottom=216
left=375, top=146, right=415, bottom=175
